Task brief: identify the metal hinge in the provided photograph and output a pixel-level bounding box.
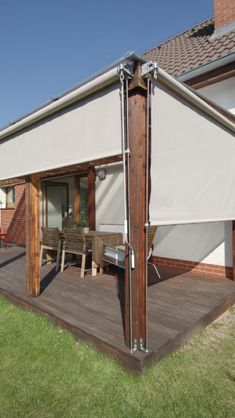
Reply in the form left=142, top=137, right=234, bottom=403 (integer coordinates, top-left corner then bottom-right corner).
left=141, top=61, right=158, bottom=79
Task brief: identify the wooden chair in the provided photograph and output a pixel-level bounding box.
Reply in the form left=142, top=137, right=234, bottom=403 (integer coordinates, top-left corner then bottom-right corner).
left=40, top=227, right=62, bottom=272
left=61, top=227, right=92, bottom=277
left=103, top=225, right=161, bottom=278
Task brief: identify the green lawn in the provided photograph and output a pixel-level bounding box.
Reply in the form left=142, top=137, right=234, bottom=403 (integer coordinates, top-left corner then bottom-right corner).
left=0, top=297, right=234, bottom=418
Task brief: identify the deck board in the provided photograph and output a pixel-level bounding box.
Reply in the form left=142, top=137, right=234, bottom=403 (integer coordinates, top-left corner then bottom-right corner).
left=0, top=246, right=235, bottom=372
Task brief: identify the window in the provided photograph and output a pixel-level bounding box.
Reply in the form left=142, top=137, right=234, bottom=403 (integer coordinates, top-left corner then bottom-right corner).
left=0, top=187, right=15, bottom=208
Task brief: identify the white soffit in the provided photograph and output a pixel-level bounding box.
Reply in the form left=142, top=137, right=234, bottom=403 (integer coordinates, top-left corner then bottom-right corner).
left=0, top=77, right=122, bottom=180
left=150, top=79, right=235, bottom=225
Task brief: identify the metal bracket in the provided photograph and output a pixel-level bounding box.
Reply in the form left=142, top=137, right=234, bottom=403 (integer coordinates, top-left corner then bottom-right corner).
left=130, top=339, right=138, bottom=354
left=126, top=241, right=135, bottom=269
left=141, top=61, right=158, bottom=79
left=118, top=62, right=134, bottom=81
left=140, top=338, right=149, bottom=353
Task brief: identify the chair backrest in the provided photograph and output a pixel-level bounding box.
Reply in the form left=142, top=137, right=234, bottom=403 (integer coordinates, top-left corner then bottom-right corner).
left=63, top=227, right=86, bottom=252
left=41, top=227, right=61, bottom=247
left=147, top=225, right=157, bottom=258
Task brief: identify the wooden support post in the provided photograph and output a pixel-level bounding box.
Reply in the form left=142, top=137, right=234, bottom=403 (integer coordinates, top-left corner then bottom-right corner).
left=232, top=221, right=235, bottom=281
left=74, top=175, right=80, bottom=225
left=125, top=63, right=148, bottom=351
left=25, top=174, right=40, bottom=297
left=88, top=167, right=96, bottom=230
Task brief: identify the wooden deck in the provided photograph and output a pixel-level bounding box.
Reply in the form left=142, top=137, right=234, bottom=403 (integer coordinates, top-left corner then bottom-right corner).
left=0, top=245, right=235, bottom=372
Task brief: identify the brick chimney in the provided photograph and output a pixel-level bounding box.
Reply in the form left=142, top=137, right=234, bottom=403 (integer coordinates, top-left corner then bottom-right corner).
left=214, top=0, right=235, bottom=30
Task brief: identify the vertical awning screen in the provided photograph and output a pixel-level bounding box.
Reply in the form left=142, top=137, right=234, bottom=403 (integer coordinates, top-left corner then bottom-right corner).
left=0, top=82, right=122, bottom=180
left=149, top=80, right=235, bottom=225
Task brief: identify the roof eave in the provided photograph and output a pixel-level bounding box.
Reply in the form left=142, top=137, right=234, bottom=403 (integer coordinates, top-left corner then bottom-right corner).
left=177, top=52, right=235, bottom=82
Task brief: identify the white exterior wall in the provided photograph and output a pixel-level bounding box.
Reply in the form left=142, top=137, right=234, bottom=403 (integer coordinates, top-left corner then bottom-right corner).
left=95, top=162, right=124, bottom=232
left=153, top=222, right=232, bottom=267
left=198, top=76, right=235, bottom=114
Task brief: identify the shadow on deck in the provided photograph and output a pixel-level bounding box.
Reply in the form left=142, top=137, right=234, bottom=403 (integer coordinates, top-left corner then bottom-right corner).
left=0, top=245, right=235, bottom=372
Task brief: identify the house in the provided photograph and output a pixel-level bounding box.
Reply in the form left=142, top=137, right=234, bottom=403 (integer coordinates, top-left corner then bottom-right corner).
left=0, top=47, right=234, bottom=363
left=0, top=0, right=235, bottom=366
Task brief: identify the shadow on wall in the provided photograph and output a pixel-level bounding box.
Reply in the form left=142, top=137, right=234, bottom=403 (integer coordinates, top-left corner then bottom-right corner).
left=154, top=221, right=232, bottom=271
left=6, top=189, right=26, bottom=245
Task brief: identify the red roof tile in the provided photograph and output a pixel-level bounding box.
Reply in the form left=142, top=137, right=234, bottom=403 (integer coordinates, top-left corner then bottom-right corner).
left=143, top=18, right=235, bottom=77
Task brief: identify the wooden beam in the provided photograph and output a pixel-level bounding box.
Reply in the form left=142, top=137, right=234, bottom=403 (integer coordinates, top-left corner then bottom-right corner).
left=25, top=174, right=40, bottom=297
left=88, top=167, right=96, bottom=230
left=39, top=154, right=122, bottom=180
left=74, top=175, right=80, bottom=225
left=125, top=63, right=148, bottom=351
left=0, top=178, right=25, bottom=187
left=232, top=221, right=235, bottom=281
left=186, top=62, right=235, bottom=90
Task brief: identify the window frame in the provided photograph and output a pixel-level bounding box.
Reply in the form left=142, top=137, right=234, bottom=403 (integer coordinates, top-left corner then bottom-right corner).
left=0, top=186, right=16, bottom=209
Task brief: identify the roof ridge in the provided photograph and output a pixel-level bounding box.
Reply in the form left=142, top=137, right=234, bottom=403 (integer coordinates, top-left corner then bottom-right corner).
left=143, top=17, right=214, bottom=56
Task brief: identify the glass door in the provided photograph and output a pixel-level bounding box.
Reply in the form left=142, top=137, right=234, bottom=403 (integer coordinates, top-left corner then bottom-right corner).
left=46, top=183, right=69, bottom=229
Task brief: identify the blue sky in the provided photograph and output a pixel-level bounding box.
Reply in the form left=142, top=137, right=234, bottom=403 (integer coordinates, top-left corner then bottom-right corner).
left=0, top=0, right=212, bottom=128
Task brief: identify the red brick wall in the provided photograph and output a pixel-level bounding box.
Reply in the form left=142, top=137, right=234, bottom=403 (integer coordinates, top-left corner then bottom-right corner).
left=152, top=255, right=233, bottom=279
left=1, top=184, right=25, bottom=245
left=214, top=0, right=235, bottom=29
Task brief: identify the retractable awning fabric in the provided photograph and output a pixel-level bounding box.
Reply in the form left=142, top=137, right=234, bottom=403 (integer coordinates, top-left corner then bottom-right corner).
left=149, top=72, right=235, bottom=226
left=0, top=70, right=122, bottom=181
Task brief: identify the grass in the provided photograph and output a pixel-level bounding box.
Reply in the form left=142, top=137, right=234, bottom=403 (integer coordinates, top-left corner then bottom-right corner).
left=0, top=298, right=234, bottom=418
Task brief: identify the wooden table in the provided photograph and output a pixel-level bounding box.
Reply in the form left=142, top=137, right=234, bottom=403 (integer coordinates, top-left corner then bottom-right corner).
left=84, top=231, right=123, bottom=276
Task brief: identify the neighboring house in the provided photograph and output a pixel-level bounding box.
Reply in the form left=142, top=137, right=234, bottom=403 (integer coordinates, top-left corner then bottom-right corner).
left=0, top=0, right=234, bottom=284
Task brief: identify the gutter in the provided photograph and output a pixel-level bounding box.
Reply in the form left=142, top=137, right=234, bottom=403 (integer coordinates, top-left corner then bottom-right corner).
left=178, top=52, right=235, bottom=82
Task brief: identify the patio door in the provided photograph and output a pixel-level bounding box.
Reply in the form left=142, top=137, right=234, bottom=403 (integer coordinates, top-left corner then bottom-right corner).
left=46, top=183, right=69, bottom=229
